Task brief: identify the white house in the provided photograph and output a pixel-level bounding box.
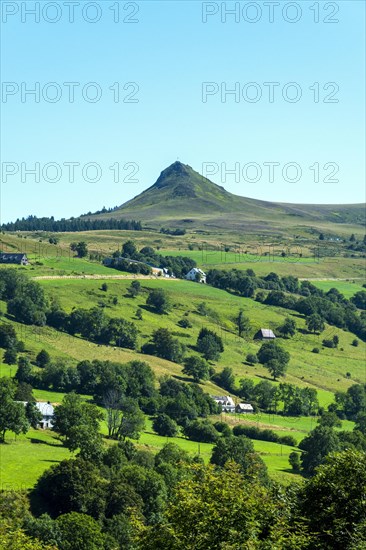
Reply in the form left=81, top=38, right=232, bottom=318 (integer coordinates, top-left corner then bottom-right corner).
left=185, top=268, right=206, bottom=283
left=236, top=403, right=254, bottom=414
left=212, top=395, right=235, bottom=413
left=36, top=402, right=55, bottom=428
left=19, top=401, right=55, bottom=429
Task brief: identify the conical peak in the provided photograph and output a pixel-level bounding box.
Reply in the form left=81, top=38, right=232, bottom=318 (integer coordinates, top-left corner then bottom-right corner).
left=154, top=161, right=192, bottom=187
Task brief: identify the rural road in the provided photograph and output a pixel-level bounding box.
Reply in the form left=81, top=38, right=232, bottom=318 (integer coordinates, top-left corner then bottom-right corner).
left=31, top=274, right=179, bottom=281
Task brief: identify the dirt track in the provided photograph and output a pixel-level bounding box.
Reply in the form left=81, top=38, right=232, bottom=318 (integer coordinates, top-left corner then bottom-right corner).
left=31, top=274, right=179, bottom=281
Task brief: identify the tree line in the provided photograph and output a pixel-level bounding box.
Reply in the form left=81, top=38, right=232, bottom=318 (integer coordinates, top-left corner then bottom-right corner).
left=0, top=215, right=143, bottom=232
left=1, top=437, right=365, bottom=548
left=108, top=241, right=197, bottom=278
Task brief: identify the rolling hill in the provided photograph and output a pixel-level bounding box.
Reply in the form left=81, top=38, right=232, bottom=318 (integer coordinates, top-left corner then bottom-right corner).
left=87, top=161, right=365, bottom=233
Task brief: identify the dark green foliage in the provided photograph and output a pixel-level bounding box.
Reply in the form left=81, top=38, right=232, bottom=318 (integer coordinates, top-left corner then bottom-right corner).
left=56, top=512, right=108, bottom=550
left=246, top=353, right=257, bottom=364
left=36, top=349, right=51, bottom=368
left=289, top=451, right=301, bottom=472
left=299, top=426, right=341, bottom=476
left=233, top=424, right=297, bottom=446
left=109, top=258, right=152, bottom=275
left=306, top=313, right=325, bottom=333
left=127, top=280, right=141, bottom=297
left=100, top=318, right=138, bottom=349
left=318, top=411, right=342, bottom=428
left=53, top=392, right=104, bottom=460
left=143, top=328, right=185, bottom=363
left=177, top=318, right=192, bottom=328
left=322, top=338, right=335, bottom=348
left=3, top=347, right=17, bottom=365
left=182, top=356, right=210, bottom=382
left=105, top=477, right=143, bottom=518
left=25, top=402, right=43, bottom=429
left=110, top=244, right=196, bottom=278
left=23, top=513, right=62, bottom=547
left=213, top=421, right=231, bottom=437
left=153, top=414, right=179, bottom=437
left=36, top=458, right=107, bottom=518
left=159, top=377, right=219, bottom=426
left=118, top=403, right=145, bottom=440
left=146, top=289, right=172, bottom=314
left=0, top=378, right=29, bottom=442
left=196, top=328, right=224, bottom=361
left=70, top=241, right=88, bottom=258
left=213, top=367, right=235, bottom=393
left=335, top=383, right=366, bottom=420
left=300, top=450, right=366, bottom=549
left=122, top=240, right=138, bottom=257
left=266, top=359, right=287, bottom=380
left=235, top=309, right=251, bottom=337
left=277, top=317, right=296, bottom=338
left=0, top=323, right=19, bottom=349
left=211, top=435, right=268, bottom=484
left=14, top=382, right=34, bottom=402
left=0, top=271, right=47, bottom=327
left=117, top=464, right=167, bottom=523
left=352, top=290, right=366, bottom=309
left=257, top=340, right=290, bottom=366
left=184, top=419, right=219, bottom=443
left=1, top=215, right=142, bottom=232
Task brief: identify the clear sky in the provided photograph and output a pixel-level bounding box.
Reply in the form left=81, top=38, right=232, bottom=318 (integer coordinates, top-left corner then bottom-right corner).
left=1, top=0, right=365, bottom=223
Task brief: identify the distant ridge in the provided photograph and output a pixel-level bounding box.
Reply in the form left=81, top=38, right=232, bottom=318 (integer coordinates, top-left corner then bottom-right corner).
left=85, top=161, right=365, bottom=233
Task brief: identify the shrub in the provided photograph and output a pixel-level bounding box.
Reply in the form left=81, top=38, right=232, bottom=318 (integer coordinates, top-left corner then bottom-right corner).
left=213, top=421, right=231, bottom=437
left=312, top=347, right=320, bottom=353
left=352, top=339, right=359, bottom=347
left=280, top=435, right=297, bottom=446
left=178, top=318, right=192, bottom=329
left=153, top=414, right=179, bottom=437
left=184, top=419, right=219, bottom=443
left=322, top=339, right=335, bottom=348
left=246, top=353, right=258, bottom=365
left=289, top=451, right=301, bottom=472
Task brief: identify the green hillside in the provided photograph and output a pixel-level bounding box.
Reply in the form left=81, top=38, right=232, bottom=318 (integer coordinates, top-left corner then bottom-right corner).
left=86, top=161, right=365, bottom=233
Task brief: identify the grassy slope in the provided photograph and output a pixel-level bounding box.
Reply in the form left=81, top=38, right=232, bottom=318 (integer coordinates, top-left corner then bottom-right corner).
left=88, top=162, right=365, bottom=233
left=0, top=246, right=364, bottom=487
left=2, top=231, right=365, bottom=278
left=32, top=278, right=364, bottom=394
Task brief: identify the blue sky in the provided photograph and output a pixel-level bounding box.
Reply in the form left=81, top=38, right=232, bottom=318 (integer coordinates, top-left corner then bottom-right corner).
left=1, top=0, right=365, bottom=222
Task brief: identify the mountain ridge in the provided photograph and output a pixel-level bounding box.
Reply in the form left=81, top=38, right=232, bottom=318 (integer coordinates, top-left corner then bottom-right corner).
left=86, top=161, right=365, bottom=232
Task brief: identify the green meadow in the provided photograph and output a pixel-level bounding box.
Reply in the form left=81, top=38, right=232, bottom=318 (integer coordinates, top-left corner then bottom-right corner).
left=0, top=232, right=364, bottom=490
left=1, top=230, right=365, bottom=279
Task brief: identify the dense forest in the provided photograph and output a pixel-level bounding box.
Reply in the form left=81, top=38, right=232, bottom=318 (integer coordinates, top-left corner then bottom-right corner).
left=0, top=215, right=143, bottom=232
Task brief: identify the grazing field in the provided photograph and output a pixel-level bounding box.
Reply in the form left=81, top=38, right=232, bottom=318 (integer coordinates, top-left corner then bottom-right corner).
left=0, top=428, right=71, bottom=490
left=311, top=279, right=366, bottom=298
left=1, top=230, right=365, bottom=279
left=31, top=277, right=365, bottom=394
left=0, top=231, right=364, bottom=491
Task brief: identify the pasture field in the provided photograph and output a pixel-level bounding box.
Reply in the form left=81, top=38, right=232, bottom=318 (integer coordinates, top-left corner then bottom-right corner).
left=1, top=230, right=365, bottom=279
left=0, top=241, right=364, bottom=490
left=311, top=279, right=366, bottom=298
left=33, top=277, right=365, bottom=394
left=0, top=428, right=71, bottom=490
left=0, top=372, right=357, bottom=489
